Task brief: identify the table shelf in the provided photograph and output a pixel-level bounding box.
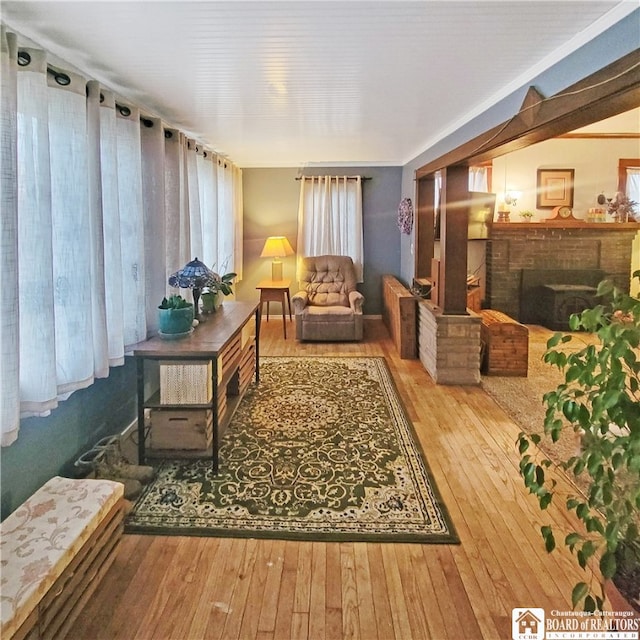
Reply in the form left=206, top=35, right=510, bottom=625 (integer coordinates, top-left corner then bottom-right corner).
left=131, top=301, right=260, bottom=473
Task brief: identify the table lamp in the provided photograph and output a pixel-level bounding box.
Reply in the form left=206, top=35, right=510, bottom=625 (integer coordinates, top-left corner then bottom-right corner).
left=260, top=236, right=294, bottom=281
left=168, top=257, right=216, bottom=320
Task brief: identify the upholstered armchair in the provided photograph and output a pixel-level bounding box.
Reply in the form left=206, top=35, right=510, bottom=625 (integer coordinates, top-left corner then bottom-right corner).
left=291, top=255, right=364, bottom=341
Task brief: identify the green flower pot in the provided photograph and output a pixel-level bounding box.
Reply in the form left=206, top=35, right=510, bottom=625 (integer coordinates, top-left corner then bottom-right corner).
left=158, top=305, right=194, bottom=335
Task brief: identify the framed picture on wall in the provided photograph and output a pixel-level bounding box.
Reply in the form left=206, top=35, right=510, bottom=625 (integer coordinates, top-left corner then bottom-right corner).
left=536, top=168, right=575, bottom=208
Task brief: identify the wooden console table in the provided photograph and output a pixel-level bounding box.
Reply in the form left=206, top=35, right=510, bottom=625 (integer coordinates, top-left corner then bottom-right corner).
left=131, top=301, right=260, bottom=473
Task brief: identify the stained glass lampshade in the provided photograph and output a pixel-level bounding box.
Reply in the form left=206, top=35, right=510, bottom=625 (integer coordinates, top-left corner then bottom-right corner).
left=168, top=257, right=216, bottom=319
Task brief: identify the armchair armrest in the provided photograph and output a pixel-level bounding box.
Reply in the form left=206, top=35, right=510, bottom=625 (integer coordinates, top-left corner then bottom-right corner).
left=349, top=291, right=365, bottom=314
left=291, top=291, right=309, bottom=314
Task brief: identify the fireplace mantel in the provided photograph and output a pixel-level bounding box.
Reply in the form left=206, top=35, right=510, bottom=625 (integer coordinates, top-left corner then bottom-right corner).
left=485, top=222, right=639, bottom=321
left=493, top=221, right=640, bottom=231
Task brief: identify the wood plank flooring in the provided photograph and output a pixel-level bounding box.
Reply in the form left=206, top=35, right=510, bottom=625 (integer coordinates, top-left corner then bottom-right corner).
left=68, top=318, right=631, bottom=640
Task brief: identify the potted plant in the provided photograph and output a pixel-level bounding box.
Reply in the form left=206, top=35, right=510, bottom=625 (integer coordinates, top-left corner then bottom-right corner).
left=518, top=273, right=640, bottom=612
left=158, top=294, right=194, bottom=335
left=201, top=271, right=237, bottom=314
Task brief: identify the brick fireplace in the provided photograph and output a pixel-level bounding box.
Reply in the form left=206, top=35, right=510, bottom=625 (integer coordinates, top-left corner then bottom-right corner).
left=485, top=222, right=639, bottom=323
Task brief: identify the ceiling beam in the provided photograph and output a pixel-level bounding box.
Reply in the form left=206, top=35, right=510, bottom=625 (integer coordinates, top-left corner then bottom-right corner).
left=416, top=49, right=640, bottom=178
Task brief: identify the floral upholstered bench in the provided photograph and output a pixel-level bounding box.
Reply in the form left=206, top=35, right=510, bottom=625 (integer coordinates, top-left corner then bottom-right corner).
left=1, top=476, right=124, bottom=640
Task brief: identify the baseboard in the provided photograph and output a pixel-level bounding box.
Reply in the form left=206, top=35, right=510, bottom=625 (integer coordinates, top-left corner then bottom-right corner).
left=364, top=314, right=382, bottom=320
left=120, top=414, right=147, bottom=464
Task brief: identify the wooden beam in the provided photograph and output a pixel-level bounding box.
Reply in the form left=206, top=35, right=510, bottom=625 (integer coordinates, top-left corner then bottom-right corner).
left=415, top=176, right=435, bottom=280
left=416, top=49, right=640, bottom=178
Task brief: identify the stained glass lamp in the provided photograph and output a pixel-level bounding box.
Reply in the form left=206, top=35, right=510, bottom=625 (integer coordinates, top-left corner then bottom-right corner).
left=168, top=257, right=216, bottom=319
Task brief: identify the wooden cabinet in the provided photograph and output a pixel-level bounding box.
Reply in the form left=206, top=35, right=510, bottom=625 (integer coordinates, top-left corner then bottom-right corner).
left=132, top=301, right=260, bottom=473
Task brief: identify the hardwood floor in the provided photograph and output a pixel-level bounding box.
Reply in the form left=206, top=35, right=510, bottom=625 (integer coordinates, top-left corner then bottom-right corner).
left=69, top=318, right=627, bottom=639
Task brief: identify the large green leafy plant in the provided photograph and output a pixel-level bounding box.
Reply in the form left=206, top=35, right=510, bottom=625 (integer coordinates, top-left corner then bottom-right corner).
left=518, top=273, right=640, bottom=611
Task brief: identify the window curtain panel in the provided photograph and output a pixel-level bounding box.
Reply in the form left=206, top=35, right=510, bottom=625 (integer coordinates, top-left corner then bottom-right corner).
left=96, top=89, right=127, bottom=365
left=0, top=29, right=20, bottom=445
left=296, top=175, right=364, bottom=282
left=140, top=116, right=166, bottom=334
left=196, top=149, right=219, bottom=272
left=469, top=166, right=488, bottom=192
left=15, top=48, right=92, bottom=416
left=164, top=131, right=194, bottom=294
left=216, top=158, right=243, bottom=278
left=86, top=81, right=109, bottom=378
left=194, top=150, right=243, bottom=280
left=187, top=139, right=203, bottom=263
left=3, top=41, right=149, bottom=428
left=232, top=164, right=244, bottom=281
left=115, top=103, right=147, bottom=349
left=627, top=168, right=640, bottom=216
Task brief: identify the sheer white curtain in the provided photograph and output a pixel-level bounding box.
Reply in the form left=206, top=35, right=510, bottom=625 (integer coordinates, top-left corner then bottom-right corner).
left=216, top=158, right=243, bottom=278
left=86, top=81, right=109, bottom=378
left=232, top=164, right=244, bottom=281
left=0, top=27, right=244, bottom=445
left=115, top=103, right=147, bottom=349
left=469, top=166, right=488, bottom=191
left=187, top=139, right=203, bottom=262
left=97, top=89, right=125, bottom=364
left=140, top=116, right=166, bottom=333
left=16, top=49, right=94, bottom=415
left=296, top=175, right=364, bottom=281
left=0, top=28, right=20, bottom=445
left=627, top=168, right=640, bottom=216
left=1, top=37, right=149, bottom=438
left=196, top=151, right=241, bottom=277
left=197, top=149, right=218, bottom=270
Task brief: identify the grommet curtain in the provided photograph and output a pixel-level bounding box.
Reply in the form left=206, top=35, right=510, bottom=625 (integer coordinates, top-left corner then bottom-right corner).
left=296, top=175, right=364, bottom=282
left=0, top=27, right=243, bottom=446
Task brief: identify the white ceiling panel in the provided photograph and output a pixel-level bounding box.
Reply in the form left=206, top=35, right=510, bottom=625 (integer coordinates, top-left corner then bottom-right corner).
left=1, top=1, right=636, bottom=167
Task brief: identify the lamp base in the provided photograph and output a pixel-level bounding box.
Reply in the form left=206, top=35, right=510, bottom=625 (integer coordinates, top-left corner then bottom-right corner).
left=271, top=260, right=283, bottom=281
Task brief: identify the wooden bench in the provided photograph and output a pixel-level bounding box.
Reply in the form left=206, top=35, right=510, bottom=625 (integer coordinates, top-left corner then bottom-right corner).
left=479, top=309, right=529, bottom=376
left=1, top=476, right=125, bottom=640
left=382, top=275, right=417, bottom=359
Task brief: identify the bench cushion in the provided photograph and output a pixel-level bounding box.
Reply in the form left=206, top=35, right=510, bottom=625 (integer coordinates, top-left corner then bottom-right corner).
left=1, top=476, right=124, bottom=639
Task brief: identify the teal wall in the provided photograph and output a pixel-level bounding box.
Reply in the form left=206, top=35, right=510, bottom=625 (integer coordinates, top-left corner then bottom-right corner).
left=237, top=166, right=403, bottom=314
left=1, top=359, right=137, bottom=519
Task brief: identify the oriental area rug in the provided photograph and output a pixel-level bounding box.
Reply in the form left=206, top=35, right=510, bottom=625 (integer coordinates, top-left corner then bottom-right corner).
left=125, top=356, right=458, bottom=543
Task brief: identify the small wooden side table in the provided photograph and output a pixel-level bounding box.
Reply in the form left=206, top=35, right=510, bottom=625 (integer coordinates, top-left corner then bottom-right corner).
left=257, top=279, right=292, bottom=339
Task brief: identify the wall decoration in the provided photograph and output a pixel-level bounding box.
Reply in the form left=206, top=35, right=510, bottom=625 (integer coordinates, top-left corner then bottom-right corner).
left=536, top=168, right=575, bottom=208
left=397, top=197, right=413, bottom=234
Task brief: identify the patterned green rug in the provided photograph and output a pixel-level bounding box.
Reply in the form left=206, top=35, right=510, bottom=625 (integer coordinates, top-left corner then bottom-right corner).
left=125, top=357, right=458, bottom=543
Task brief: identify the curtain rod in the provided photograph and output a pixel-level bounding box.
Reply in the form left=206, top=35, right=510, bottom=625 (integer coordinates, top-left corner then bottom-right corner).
left=295, top=176, right=371, bottom=181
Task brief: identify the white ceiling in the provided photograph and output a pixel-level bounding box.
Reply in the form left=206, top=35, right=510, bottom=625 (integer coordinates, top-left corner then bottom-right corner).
left=1, top=1, right=636, bottom=167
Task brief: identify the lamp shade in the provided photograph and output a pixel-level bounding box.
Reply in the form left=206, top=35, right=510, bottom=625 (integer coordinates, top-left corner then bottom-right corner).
left=260, top=236, right=294, bottom=281
left=168, top=257, right=216, bottom=289
left=260, top=236, right=294, bottom=259
left=168, top=257, right=217, bottom=320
